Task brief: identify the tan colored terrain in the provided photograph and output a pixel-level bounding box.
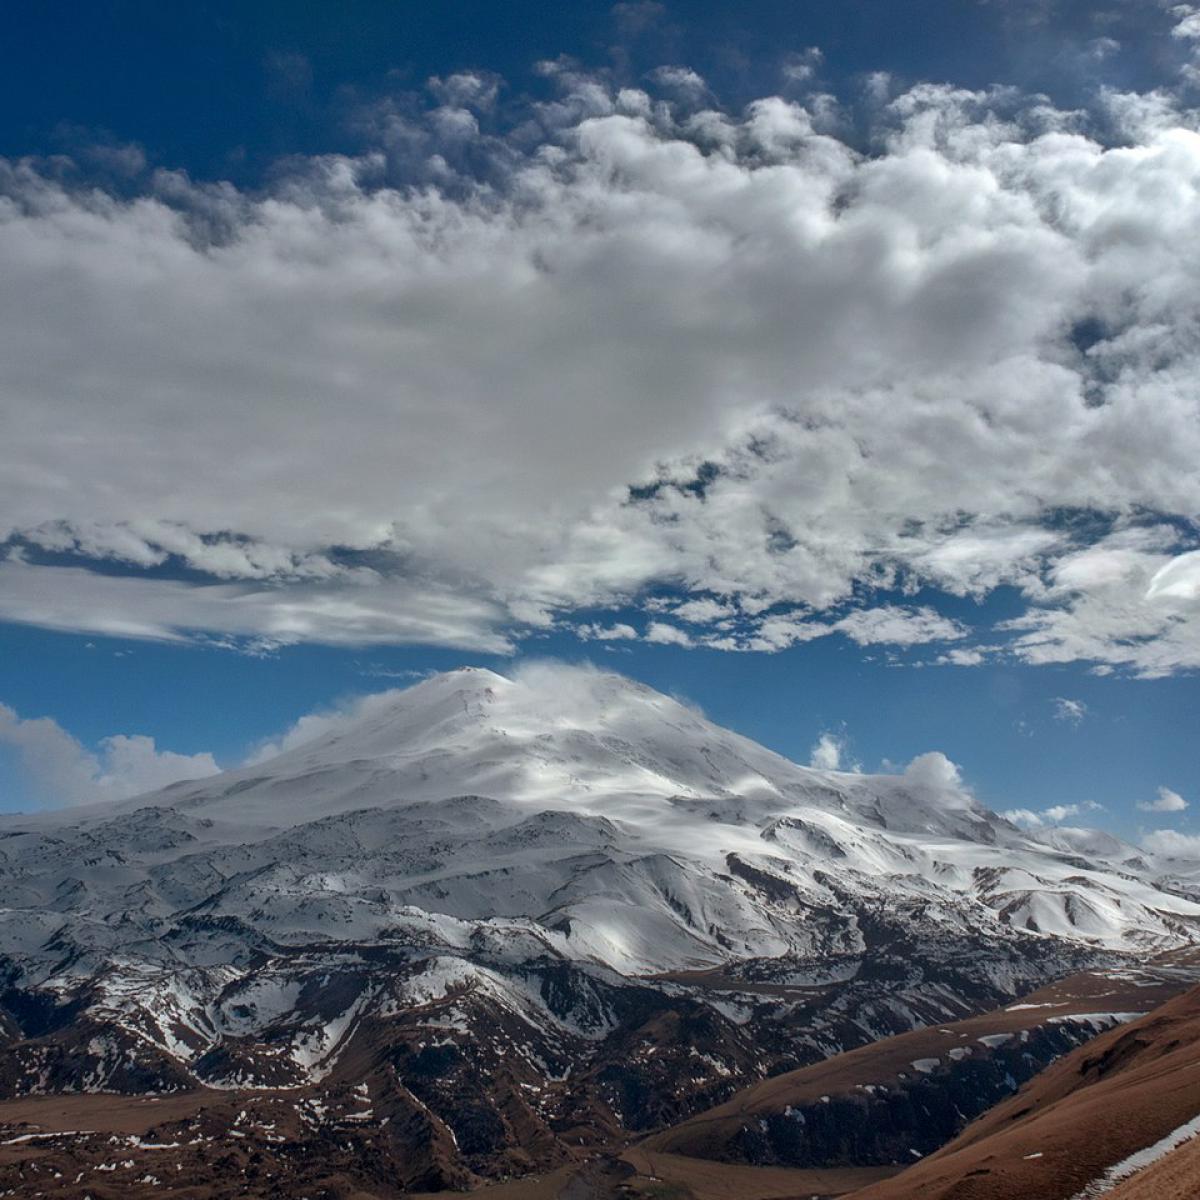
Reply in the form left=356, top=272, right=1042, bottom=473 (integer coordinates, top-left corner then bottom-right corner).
left=1103, top=1134, right=1200, bottom=1200
left=842, top=983, right=1200, bottom=1200
left=622, top=1148, right=898, bottom=1199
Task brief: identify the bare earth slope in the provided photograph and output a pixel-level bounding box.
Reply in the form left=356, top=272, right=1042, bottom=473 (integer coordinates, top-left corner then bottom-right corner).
left=1102, top=1135, right=1200, bottom=1200
left=841, top=980, right=1200, bottom=1200
left=644, top=966, right=1192, bottom=1167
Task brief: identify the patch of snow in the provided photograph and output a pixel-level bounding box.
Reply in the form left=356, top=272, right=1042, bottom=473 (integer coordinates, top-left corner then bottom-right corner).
left=1066, top=1112, right=1200, bottom=1198
left=978, top=1033, right=1015, bottom=1049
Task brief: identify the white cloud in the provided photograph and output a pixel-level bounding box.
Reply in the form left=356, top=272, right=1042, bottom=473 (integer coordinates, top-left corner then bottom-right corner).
left=809, top=732, right=841, bottom=770
left=1142, top=828, right=1200, bottom=859
left=576, top=621, right=639, bottom=641
left=670, top=597, right=735, bottom=624
left=1043, top=803, right=1088, bottom=823
left=1000, top=807, right=1045, bottom=828
left=427, top=71, right=500, bottom=112
left=935, top=647, right=989, bottom=666
left=1137, top=785, right=1189, bottom=813
left=0, top=703, right=218, bottom=808
left=809, top=730, right=860, bottom=772
left=1052, top=697, right=1087, bottom=725
left=0, top=62, right=1199, bottom=669
left=1171, top=6, right=1200, bottom=42
left=782, top=48, right=824, bottom=85
left=833, top=606, right=966, bottom=647
left=709, top=604, right=969, bottom=653
left=738, top=615, right=829, bottom=652
left=1146, top=548, right=1200, bottom=601
left=648, top=66, right=708, bottom=96
left=904, top=751, right=964, bottom=791
left=0, top=557, right=512, bottom=652
left=644, top=620, right=693, bottom=646
left=1005, top=528, right=1200, bottom=677
left=1001, top=799, right=1103, bottom=828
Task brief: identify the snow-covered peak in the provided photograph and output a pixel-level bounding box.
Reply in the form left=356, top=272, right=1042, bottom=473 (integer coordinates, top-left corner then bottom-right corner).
left=122, top=663, right=998, bottom=846
left=0, top=664, right=1197, bottom=982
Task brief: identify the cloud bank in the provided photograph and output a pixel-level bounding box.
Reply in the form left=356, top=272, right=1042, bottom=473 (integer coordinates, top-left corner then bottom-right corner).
left=2, top=31, right=1200, bottom=673
left=0, top=703, right=219, bottom=808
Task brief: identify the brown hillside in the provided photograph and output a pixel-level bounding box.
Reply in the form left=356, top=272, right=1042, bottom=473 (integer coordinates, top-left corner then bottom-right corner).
left=843, top=982, right=1200, bottom=1200
left=644, top=968, right=1185, bottom=1165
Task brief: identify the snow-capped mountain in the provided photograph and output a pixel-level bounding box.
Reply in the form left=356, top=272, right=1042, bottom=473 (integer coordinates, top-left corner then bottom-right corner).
left=9, top=664, right=1191, bottom=973
left=1, top=664, right=1197, bottom=1185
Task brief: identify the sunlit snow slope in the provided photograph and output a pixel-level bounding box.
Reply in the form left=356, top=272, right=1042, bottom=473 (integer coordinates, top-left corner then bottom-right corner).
left=3, top=665, right=1197, bottom=978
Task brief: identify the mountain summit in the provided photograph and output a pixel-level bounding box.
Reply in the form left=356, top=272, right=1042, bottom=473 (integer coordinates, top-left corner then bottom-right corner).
left=139, top=663, right=995, bottom=840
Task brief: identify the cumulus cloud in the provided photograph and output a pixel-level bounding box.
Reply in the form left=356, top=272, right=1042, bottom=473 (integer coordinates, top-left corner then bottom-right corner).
left=648, top=66, right=707, bottom=96
left=1004, top=528, right=1200, bottom=677
left=1142, top=828, right=1200, bottom=860
left=576, top=621, right=639, bottom=641
left=0, top=703, right=218, bottom=808
left=809, top=733, right=842, bottom=770
left=782, top=48, right=824, bottom=85
left=427, top=71, right=501, bottom=112
left=1171, top=4, right=1200, bottom=43
left=1001, top=799, right=1103, bottom=828
left=1001, top=808, right=1044, bottom=828
left=834, top=606, right=966, bottom=647
left=644, top=620, right=694, bottom=646
left=809, top=730, right=860, bottom=772
left=935, top=647, right=990, bottom=666
left=1137, top=785, right=1189, bottom=813
left=1, top=52, right=1199, bottom=670
left=669, top=597, right=736, bottom=625
left=704, top=604, right=969, bottom=653
left=904, top=751, right=965, bottom=791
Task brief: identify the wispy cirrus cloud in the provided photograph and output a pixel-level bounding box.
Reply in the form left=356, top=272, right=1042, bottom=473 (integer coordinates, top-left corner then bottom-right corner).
left=1052, top=697, right=1088, bottom=725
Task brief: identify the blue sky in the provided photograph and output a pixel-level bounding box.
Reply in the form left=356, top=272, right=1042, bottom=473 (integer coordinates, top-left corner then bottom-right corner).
left=1, top=1, right=1198, bottom=840
left=0, top=0, right=1175, bottom=177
